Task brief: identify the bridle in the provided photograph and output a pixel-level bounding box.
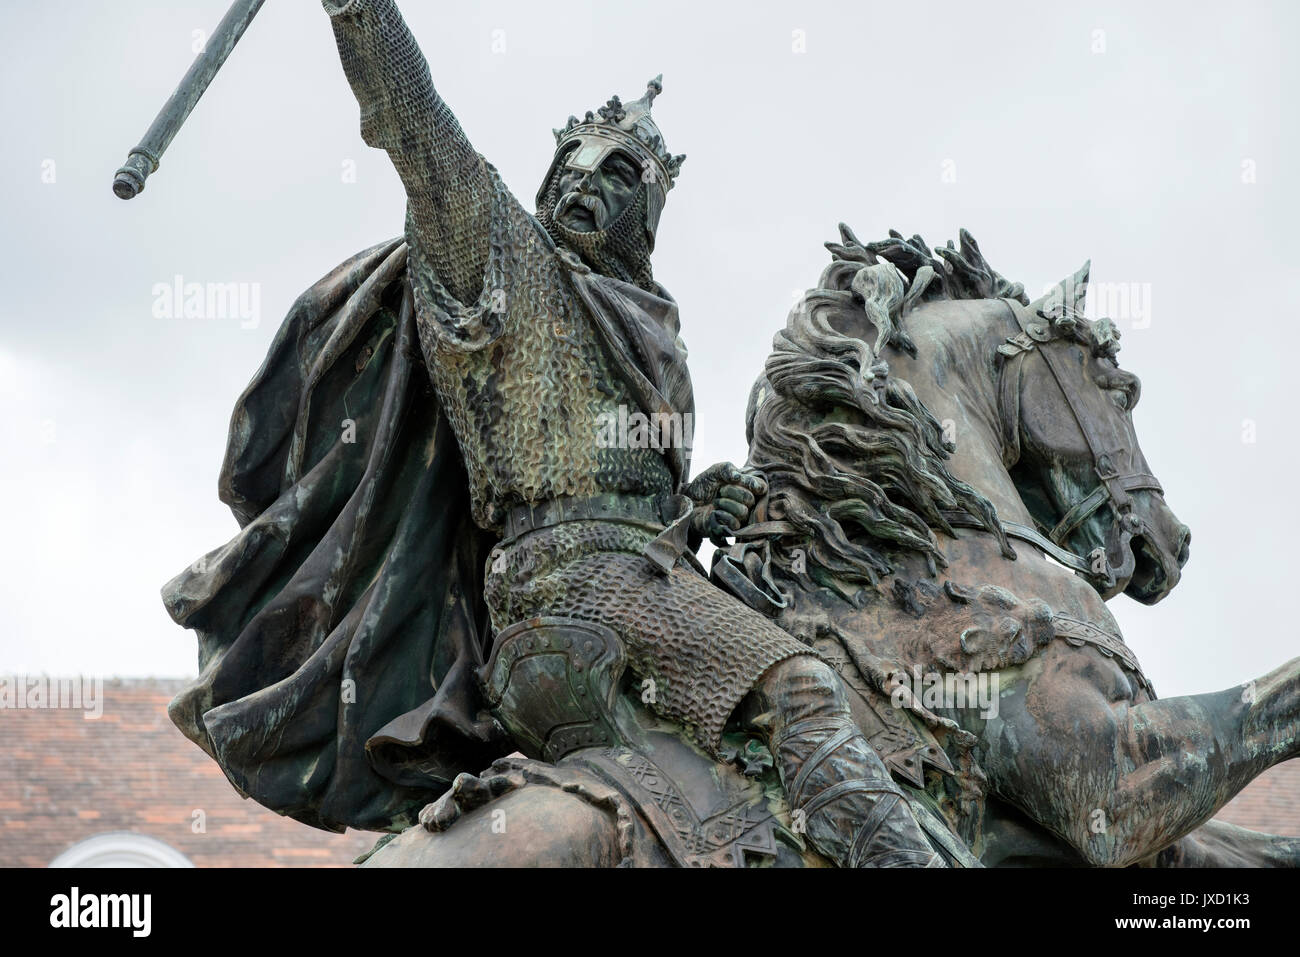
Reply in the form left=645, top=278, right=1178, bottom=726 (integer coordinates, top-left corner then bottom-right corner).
left=961, top=298, right=1164, bottom=592
left=721, top=294, right=1166, bottom=600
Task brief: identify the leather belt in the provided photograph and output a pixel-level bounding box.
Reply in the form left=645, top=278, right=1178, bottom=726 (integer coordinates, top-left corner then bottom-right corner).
left=501, top=493, right=666, bottom=541
left=499, top=492, right=699, bottom=576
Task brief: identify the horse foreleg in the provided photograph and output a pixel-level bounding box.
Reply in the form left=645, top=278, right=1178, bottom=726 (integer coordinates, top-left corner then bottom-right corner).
left=1142, top=819, right=1300, bottom=867
left=980, top=651, right=1300, bottom=867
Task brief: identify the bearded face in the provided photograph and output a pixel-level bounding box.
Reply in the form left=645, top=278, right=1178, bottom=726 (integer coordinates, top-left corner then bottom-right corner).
left=551, top=148, right=644, bottom=232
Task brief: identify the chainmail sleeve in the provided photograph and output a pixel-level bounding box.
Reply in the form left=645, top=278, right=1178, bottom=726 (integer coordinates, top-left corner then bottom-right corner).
left=323, top=0, right=495, bottom=307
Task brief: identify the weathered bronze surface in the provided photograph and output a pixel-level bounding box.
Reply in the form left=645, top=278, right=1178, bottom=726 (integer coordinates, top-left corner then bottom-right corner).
left=725, top=226, right=1299, bottom=866
left=144, top=1, right=1298, bottom=867
left=113, top=0, right=266, bottom=199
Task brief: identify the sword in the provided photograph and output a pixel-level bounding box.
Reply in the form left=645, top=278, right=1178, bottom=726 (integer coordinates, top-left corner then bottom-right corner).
left=112, top=0, right=266, bottom=200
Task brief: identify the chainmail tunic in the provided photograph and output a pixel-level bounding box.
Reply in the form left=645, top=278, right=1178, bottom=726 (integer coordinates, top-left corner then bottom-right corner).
left=326, top=0, right=673, bottom=530
left=326, top=0, right=814, bottom=747
left=485, top=521, right=813, bottom=752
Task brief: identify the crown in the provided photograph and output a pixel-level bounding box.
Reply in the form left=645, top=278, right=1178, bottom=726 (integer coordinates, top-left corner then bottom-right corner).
left=552, top=75, right=686, bottom=192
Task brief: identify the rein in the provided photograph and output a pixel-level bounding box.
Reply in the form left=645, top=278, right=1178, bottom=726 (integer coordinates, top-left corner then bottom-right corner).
left=937, top=510, right=1095, bottom=576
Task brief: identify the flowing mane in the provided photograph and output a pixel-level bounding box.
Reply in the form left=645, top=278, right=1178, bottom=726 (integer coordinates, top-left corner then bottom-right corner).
left=817, top=224, right=1028, bottom=356
left=745, top=226, right=1021, bottom=598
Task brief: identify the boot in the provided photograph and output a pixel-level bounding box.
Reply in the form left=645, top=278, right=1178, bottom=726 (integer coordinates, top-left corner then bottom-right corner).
left=754, top=656, right=945, bottom=867
left=771, top=713, right=944, bottom=867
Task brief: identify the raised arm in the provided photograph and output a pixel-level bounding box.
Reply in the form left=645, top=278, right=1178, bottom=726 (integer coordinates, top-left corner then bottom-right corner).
left=324, top=0, right=493, bottom=305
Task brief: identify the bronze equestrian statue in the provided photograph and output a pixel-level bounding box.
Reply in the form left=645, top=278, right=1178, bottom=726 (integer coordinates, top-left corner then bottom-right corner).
left=147, top=2, right=1298, bottom=867
left=351, top=228, right=1300, bottom=868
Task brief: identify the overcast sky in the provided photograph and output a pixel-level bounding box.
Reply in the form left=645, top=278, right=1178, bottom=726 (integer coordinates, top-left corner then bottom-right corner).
left=1, top=0, right=1296, bottom=700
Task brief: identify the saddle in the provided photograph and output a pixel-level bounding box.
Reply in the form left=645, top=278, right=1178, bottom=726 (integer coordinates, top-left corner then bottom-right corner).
left=478, top=615, right=975, bottom=867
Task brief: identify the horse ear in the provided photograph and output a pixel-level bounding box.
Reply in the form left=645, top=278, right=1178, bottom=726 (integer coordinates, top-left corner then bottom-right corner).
left=1031, top=259, right=1091, bottom=322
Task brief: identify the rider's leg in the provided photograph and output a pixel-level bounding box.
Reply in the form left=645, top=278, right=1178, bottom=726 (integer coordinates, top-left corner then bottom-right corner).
left=982, top=647, right=1300, bottom=867
left=487, top=530, right=947, bottom=866
left=744, top=655, right=945, bottom=868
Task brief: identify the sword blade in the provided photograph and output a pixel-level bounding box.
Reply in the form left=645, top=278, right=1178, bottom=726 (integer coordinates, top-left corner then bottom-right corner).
left=113, top=0, right=266, bottom=200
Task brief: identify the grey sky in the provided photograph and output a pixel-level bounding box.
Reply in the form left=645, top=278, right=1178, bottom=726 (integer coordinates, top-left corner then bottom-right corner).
left=0, top=0, right=1295, bottom=698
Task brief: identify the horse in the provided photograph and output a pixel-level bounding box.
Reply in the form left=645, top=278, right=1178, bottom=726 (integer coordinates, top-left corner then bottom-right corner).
left=728, top=225, right=1300, bottom=867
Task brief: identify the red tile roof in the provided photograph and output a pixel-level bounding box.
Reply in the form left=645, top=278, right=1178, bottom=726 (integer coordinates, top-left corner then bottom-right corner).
left=0, top=678, right=375, bottom=867
left=1215, top=761, right=1300, bottom=837
left=3, top=677, right=1296, bottom=866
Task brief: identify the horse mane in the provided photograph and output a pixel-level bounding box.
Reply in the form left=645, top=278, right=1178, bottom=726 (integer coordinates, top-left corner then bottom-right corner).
left=818, top=224, right=1029, bottom=357
left=746, top=226, right=1017, bottom=598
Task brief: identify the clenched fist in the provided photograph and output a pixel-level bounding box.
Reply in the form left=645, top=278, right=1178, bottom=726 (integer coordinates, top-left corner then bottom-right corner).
left=684, top=462, right=767, bottom=547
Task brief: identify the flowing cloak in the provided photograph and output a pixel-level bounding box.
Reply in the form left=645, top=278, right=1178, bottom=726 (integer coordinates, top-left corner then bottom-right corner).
left=162, top=237, right=695, bottom=834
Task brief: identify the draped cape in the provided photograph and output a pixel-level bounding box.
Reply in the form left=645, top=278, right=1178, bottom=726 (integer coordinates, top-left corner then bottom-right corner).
left=163, top=239, right=506, bottom=833
left=163, top=237, right=694, bottom=833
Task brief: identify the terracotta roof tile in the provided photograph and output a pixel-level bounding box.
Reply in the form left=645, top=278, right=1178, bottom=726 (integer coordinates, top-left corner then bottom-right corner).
left=1215, top=761, right=1300, bottom=837
left=0, top=679, right=377, bottom=867
left=5, top=677, right=1296, bottom=866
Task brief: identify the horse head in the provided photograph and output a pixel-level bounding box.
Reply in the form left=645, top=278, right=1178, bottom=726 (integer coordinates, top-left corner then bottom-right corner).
left=747, top=225, right=1190, bottom=606
left=999, top=264, right=1190, bottom=603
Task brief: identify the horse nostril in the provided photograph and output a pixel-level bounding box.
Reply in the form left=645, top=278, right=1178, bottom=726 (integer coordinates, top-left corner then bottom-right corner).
left=1176, top=527, right=1191, bottom=567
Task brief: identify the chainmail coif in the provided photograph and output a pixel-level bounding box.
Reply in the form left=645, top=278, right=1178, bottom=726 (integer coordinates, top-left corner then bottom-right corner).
left=535, top=169, right=658, bottom=293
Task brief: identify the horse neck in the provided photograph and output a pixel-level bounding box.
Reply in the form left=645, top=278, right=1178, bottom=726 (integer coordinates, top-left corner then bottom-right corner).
left=890, top=301, right=1035, bottom=527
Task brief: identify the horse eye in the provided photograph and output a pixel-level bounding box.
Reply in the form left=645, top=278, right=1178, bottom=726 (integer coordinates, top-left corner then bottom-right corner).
left=1098, top=366, right=1139, bottom=412
left=1105, top=381, right=1139, bottom=412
